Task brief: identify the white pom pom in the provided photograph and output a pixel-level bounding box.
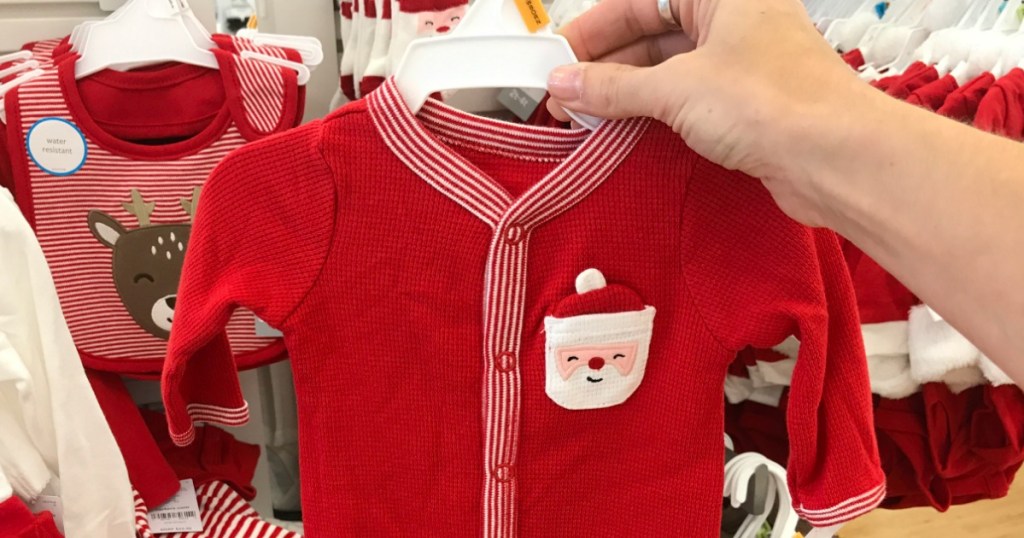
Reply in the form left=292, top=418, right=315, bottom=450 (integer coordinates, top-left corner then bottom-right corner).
left=575, top=268, right=606, bottom=294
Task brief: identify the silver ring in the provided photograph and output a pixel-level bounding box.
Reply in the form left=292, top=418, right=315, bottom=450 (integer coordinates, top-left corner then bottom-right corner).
left=658, top=0, right=680, bottom=29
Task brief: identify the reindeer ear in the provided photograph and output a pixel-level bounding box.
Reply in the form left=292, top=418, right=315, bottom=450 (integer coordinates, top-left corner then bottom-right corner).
left=87, top=211, right=126, bottom=248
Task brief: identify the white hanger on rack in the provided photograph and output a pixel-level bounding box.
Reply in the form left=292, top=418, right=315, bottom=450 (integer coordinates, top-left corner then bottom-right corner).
left=392, top=0, right=602, bottom=129
left=239, top=50, right=312, bottom=84
left=73, top=0, right=219, bottom=79
left=0, top=67, right=46, bottom=123
left=235, top=28, right=325, bottom=67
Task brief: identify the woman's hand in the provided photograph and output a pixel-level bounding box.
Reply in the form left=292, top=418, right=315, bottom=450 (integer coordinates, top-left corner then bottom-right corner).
left=546, top=0, right=875, bottom=226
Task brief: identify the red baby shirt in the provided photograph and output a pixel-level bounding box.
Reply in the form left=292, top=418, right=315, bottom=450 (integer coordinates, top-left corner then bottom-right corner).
left=905, top=74, right=959, bottom=112
left=974, top=68, right=1024, bottom=139
left=162, top=78, right=884, bottom=537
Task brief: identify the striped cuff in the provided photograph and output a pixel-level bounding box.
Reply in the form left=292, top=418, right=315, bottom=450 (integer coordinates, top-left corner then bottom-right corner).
left=170, top=401, right=250, bottom=446
left=796, top=482, right=886, bottom=527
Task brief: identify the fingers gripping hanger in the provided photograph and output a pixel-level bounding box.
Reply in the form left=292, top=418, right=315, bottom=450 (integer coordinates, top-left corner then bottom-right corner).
left=392, top=0, right=603, bottom=129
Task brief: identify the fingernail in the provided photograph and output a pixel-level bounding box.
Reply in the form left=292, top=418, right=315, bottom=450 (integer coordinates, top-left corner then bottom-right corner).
left=547, top=65, right=583, bottom=101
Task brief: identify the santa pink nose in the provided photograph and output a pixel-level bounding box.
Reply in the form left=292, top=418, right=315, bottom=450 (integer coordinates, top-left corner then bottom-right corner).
left=588, top=357, right=605, bottom=370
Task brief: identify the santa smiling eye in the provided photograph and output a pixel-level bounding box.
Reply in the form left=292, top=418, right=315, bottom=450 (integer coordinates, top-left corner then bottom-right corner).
left=567, top=356, right=579, bottom=362
left=425, top=20, right=434, bottom=26
left=451, top=16, right=460, bottom=22
left=613, top=354, right=625, bottom=360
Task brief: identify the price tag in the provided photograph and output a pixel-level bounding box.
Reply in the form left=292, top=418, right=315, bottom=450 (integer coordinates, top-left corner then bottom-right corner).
left=513, top=0, right=551, bottom=32
left=148, top=479, right=204, bottom=533
left=28, top=496, right=64, bottom=534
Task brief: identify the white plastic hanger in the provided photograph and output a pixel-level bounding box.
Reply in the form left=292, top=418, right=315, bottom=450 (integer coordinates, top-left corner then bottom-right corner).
left=74, top=0, right=219, bottom=80
left=235, top=28, right=325, bottom=67
left=393, top=0, right=602, bottom=129
left=0, top=68, right=46, bottom=123
left=0, top=60, right=39, bottom=82
left=239, top=50, right=312, bottom=85
left=932, top=0, right=1006, bottom=77
left=0, top=51, right=32, bottom=65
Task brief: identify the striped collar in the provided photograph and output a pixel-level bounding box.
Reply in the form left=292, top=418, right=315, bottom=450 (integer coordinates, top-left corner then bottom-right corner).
left=368, top=78, right=649, bottom=229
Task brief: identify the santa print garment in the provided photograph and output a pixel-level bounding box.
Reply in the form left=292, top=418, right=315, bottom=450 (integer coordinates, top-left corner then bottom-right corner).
left=1, top=50, right=301, bottom=375
left=162, top=77, right=884, bottom=537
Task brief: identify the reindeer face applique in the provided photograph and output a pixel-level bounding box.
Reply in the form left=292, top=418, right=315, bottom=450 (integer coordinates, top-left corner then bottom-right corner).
left=87, top=188, right=200, bottom=340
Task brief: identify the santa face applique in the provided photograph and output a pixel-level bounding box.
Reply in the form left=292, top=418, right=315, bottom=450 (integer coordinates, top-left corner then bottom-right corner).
left=544, top=269, right=656, bottom=410
left=416, top=6, right=466, bottom=36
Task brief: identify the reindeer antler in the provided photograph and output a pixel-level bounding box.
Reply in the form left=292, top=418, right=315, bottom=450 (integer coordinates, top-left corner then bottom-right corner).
left=122, top=189, right=156, bottom=227
left=180, top=187, right=201, bottom=221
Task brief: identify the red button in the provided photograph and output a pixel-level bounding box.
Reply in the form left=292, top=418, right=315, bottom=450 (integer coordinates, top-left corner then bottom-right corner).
left=493, top=464, right=516, bottom=483
left=496, top=352, right=517, bottom=373
left=504, top=224, right=524, bottom=245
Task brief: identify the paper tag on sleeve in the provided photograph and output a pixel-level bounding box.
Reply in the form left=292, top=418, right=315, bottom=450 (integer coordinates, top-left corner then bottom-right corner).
left=148, top=479, right=204, bottom=533
left=26, top=117, right=87, bottom=176
left=513, top=0, right=550, bottom=32
left=255, top=316, right=283, bottom=337
left=28, top=495, right=64, bottom=534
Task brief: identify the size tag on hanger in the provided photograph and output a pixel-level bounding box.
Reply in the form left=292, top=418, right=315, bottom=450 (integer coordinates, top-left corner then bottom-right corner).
left=498, top=87, right=545, bottom=121
left=28, top=496, right=64, bottom=534
left=514, top=0, right=551, bottom=32
left=26, top=118, right=87, bottom=176
left=149, top=479, right=204, bottom=533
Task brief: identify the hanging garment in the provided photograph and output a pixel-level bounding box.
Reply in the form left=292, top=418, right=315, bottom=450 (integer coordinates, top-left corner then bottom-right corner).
left=0, top=188, right=133, bottom=538
left=133, top=481, right=301, bottom=538
left=0, top=50, right=302, bottom=376
left=161, top=77, right=884, bottom=537
left=905, top=74, right=959, bottom=112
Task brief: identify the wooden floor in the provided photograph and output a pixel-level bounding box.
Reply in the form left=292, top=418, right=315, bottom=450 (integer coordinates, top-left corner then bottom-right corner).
left=841, top=479, right=1024, bottom=537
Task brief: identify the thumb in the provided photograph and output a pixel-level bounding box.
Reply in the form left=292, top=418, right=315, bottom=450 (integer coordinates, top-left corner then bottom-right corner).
left=547, top=62, right=664, bottom=120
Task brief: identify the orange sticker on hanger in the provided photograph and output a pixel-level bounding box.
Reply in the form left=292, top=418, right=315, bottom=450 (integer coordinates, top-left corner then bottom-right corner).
left=514, top=0, right=550, bottom=32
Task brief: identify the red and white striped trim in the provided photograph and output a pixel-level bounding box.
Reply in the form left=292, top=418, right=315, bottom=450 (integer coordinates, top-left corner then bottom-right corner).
left=170, top=402, right=250, bottom=446
left=369, top=78, right=648, bottom=538
left=796, top=482, right=887, bottom=527
left=134, top=481, right=300, bottom=538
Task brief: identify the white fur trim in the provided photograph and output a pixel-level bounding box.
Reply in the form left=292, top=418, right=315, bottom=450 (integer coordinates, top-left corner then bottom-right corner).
left=748, top=385, right=785, bottom=407
left=944, top=366, right=987, bottom=394
left=979, top=355, right=1015, bottom=386
left=772, top=335, right=800, bottom=360
left=575, top=268, right=606, bottom=293
left=908, top=305, right=981, bottom=384
left=725, top=375, right=754, bottom=404
left=862, top=321, right=909, bottom=357
left=544, top=307, right=655, bottom=409
left=867, top=355, right=920, bottom=399
left=756, top=358, right=796, bottom=387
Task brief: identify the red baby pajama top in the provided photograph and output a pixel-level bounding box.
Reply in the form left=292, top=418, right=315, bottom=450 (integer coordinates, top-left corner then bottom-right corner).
left=162, top=79, right=885, bottom=537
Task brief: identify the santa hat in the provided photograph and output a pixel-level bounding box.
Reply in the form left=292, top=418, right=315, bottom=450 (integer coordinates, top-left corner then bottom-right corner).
left=550, top=268, right=644, bottom=318
left=908, top=304, right=986, bottom=392
left=399, top=0, right=466, bottom=13
left=543, top=269, right=656, bottom=410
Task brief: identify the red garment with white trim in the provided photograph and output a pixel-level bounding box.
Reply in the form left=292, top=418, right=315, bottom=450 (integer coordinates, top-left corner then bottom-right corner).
left=1, top=51, right=301, bottom=375
left=936, top=72, right=996, bottom=123
left=974, top=67, right=1024, bottom=140
left=133, top=481, right=300, bottom=538
left=905, top=74, right=959, bottom=112
left=885, top=63, right=940, bottom=100
left=0, top=496, right=64, bottom=538
left=162, top=77, right=884, bottom=536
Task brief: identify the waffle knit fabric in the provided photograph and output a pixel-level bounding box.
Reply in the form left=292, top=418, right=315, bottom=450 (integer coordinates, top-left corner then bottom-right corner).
left=162, top=77, right=884, bottom=537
